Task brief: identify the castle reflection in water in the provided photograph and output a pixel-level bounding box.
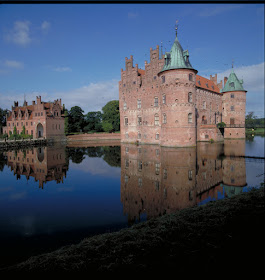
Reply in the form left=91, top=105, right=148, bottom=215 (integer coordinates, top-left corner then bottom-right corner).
left=4, top=140, right=247, bottom=224
left=5, top=146, right=69, bottom=188
left=121, top=140, right=246, bottom=224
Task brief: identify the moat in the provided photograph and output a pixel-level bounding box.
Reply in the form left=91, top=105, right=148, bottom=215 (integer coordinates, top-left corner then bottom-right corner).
left=0, top=136, right=264, bottom=269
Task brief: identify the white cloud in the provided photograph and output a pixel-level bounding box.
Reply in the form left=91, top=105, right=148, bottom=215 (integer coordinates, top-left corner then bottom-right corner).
left=5, top=20, right=31, bottom=46
left=4, top=60, right=24, bottom=69
left=0, top=79, right=119, bottom=113
left=41, top=21, right=51, bottom=32
left=216, top=62, right=264, bottom=92
left=70, top=156, right=120, bottom=178
left=198, top=5, right=241, bottom=17
left=215, top=62, right=265, bottom=118
left=55, top=79, right=119, bottom=113
left=53, top=66, right=72, bottom=72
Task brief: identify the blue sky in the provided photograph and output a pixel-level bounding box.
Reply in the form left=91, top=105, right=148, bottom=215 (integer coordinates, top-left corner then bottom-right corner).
left=0, top=3, right=264, bottom=117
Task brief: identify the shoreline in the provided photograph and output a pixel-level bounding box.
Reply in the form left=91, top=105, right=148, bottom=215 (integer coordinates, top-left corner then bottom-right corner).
left=2, top=186, right=264, bottom=274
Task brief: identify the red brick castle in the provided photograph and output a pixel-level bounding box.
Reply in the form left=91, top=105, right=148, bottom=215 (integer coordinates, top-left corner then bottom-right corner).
left=119, top=26, right=247, bottom=147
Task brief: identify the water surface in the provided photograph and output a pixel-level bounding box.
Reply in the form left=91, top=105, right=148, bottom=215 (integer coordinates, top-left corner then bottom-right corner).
left=0, top=137, right=264, bottom=268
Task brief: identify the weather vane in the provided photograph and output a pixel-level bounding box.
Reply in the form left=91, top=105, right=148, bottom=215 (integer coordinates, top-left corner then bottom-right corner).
left=175, top=20, right=179, bottom=37
left=232, top=58, right=234, bottom=69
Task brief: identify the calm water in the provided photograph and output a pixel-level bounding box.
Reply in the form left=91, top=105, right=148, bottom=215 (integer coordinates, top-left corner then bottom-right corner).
left=0, top=136, right=264, bottom=268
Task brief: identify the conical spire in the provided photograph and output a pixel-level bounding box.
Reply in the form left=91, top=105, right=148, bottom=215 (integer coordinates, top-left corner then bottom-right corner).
left=221, top=69, right=246, bottom=93
left=159, top=24, right=196, bottom=74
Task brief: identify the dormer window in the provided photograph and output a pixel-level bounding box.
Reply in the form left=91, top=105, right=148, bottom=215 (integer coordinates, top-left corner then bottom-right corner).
left=229, top=82, right=234, bottom=87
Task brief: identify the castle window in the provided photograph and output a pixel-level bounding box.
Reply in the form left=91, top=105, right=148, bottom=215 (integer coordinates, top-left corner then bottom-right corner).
left=202, top=115, right=207, bottom=124
left=162, top=76, right=165, bottom=83
left=138, top=116, right=142, bottom=125
left=125, top=159, right=129, bottom=168
left=137, top=99, right=141, bottom=109
left=138, top=161, right=142, bottom=171
left=124, top=117, right=128, bottom=126
left=26, top=122, right=28, bottom=126
left=133, top=81, right=136, bottom=84
left=154, top=114, right=159, bottom=126
left=155, top=163, right=160, bottom=175
left=188, top=113, right=192, bottom=123
left=163, top=114, right=167, bottom=124
left=138, top=177, right=142, bottom=187
left=231, top=106, right=235, bottom=111
left=231, top=94, right=234, bottom=98
left=123, top=102, right=127, bottom=110
left=125, top=132, right=129, bottom=139
left=125, top=147, right=129, bottom=153
left=188, top=170, right=193, bottom=180
left=230, top=118, right=235, bottom=125
left=38, top=113, right=40, bottom=116
left=31, top=122, right=33, bottom=125
left=155, top=133, right=159, bottom=140
left=138, top=132, right=141, bottom=139
left=125, top=175, right=128, bottom=184
left=229, top=82, right=234, bottom=87
left=41, top=112, right=43, bottom=116
left=153, top=76, right=156, bottom=80
left=31, top=130, right=33, bottom=135
left=162, top=95, right=166, bottom=104
left=188, top=92, right=192, bottom=103
left=203, top=101, right=206, bottom=109
left=154, top=97, right=158, bottom=107
left=189, top=74, right=193, bottom=81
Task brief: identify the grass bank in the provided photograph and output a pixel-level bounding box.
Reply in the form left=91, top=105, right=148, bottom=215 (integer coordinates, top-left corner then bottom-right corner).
left=2, top=187, right=264, bottom=275
left=246, top=128, right=265, bottom=136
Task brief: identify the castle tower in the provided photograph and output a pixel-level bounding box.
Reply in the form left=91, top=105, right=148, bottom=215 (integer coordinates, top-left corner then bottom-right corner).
left=221, top=68, right=247, bottom=139
left=157, top=27, right=198, bottom=147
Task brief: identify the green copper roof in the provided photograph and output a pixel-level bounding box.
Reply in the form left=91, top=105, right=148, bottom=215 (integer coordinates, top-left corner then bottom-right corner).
left=221, top=69, right=246, bottom=93
left=159, top=35, right=196, bottom=73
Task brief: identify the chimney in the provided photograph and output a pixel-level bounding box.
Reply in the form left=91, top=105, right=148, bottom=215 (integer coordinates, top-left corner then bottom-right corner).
left=224, top=77, right=228, bottom=86
left=14, top=101, right=18, bottom=107
left=32, top=101, right=35, bottom=105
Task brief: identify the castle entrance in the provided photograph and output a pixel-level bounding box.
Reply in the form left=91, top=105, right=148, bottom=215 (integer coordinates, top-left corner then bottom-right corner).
left=37, top=123, right=44, bottom=138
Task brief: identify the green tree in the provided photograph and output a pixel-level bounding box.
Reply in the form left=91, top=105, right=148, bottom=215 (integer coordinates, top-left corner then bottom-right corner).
left=102, top=100, right=120, bottom=132
left=102, top=121, right=113, bottom=133
left=245, top=112, right=257, bottom=128
left=68, top=106, right=85, bottom=133
left=0, top=108, right=8, bottom=134
left=64, top=109, right=69, bottom=135
left=84, top=111, right=103, bottom=132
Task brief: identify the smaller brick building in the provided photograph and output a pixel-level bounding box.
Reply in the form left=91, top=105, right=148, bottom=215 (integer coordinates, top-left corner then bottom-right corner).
left=3, top=96, right=65, bottom=140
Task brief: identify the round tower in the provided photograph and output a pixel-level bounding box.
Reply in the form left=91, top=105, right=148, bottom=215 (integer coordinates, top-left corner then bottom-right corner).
left=221, top=68, right=247, bottom=139
left=158, top=27, right=197, bottom=147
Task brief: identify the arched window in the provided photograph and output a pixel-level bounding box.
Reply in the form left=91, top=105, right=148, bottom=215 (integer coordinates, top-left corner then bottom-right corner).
left=163, top=114, right=167, bottom=124
left=189, top=74, right=193, bottom=81
left=188, top=92, right=192, bottom=103
left=188, top=113, right=192, bottom=123
left=154, top=114, right=159, bottom=125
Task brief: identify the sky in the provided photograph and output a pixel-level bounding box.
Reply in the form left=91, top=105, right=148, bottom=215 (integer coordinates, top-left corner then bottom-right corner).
left=0, top=3, right=264, bottom=117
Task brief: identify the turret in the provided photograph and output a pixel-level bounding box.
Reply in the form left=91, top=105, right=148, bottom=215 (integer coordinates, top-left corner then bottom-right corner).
left=158, top=25, right=198, bottom=147
left=221, top=68, right=247, bottom=139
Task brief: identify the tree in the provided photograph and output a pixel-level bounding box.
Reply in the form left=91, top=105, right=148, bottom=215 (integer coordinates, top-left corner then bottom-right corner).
left=102, top=100, right=120, bottom=132
left=64, top=109, right=69, bottom=135
left=102, top=121, right=113, bottom=133
left=245, top=112, right=257, bottom=128
left=0, top=108, right=8, bottom=134
left=68, top=106, right=85, bottom=133
left=84, top=111, right=103, bottom=132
